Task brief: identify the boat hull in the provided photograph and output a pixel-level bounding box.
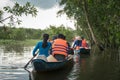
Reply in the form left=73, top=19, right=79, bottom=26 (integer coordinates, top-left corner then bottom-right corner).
left=31, top=57, right=73, bottom=72
left=79, top=48, right=90, bottom=55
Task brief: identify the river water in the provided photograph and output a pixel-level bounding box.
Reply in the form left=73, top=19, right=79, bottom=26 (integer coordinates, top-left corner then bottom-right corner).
left=0, top=45, right=120, bottom=80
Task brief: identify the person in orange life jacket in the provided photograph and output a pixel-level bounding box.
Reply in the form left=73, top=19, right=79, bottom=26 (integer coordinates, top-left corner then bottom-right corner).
left=81, top=36, right=88, bottom=49
left=51, top=34, right=70, bottom=61
left=32, top=33, right=52, bottom=58
left=72, top=36, right=82, bottom=54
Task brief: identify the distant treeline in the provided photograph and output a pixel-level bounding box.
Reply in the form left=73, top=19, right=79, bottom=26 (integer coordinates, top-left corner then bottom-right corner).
left=0, top=25, right=75, bottom=42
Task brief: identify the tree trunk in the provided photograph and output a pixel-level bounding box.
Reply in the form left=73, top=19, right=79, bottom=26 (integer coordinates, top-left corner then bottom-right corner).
left=83, top=0, right=96, bottom=44
left=0, top=15, right=13, bottom=23
left=83, top=0, right=104, bottom=51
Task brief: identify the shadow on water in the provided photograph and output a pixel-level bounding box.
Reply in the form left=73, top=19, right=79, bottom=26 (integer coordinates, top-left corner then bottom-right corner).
left=29, top=62, right=74, bottom=80
left=78, top=47, right=120, bottom=80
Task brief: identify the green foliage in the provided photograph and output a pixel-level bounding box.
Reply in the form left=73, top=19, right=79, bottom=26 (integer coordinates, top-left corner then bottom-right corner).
left=3, top=2, right=38, bottom=17
left=0, top=2, right=38, bottom=28
left=0, top=27, right=10, bottom=39
left=0, top=1, right=76, bottom=46
left=59, top=0, right=120, bottom=49
left=0, top=27, right=41, bottom=41
left=45, top=25, right=75, bottom=42
left=0, top=10, right=3, bottom=20
left=10, top=28, right=26, bottom=40
left=0, top=39, right=39, bottom=47
left=0, top=25, right=75, bottom=45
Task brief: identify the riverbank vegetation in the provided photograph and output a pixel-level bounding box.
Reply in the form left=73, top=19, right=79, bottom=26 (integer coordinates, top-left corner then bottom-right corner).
left=0, top=2, right=75, bottom=46
left=0, top=26, right=75, bottom=46
left=58, top=0, right=120, bottom=50
left=0, top=39, right=39, bottom=46
left=0, top=0, right=120, bottom=51
left=0, top=25, right=75, bottom=46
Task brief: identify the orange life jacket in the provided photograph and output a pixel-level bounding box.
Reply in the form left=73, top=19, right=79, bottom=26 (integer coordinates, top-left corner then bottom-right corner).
left=52, top=39, right=68, bottom=57
left=82, top=39, right=87, bottom=48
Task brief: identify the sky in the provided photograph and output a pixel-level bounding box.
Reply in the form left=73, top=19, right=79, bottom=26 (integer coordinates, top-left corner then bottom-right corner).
left=0, top=0, right=75, bottom=30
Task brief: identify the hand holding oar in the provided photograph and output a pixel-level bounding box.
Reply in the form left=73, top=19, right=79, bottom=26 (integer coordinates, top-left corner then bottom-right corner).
left=24, top=51, right=39, bottom=69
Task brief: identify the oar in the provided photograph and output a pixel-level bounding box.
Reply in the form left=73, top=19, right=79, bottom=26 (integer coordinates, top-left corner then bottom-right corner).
left=24, top=51, right=39, bottom=70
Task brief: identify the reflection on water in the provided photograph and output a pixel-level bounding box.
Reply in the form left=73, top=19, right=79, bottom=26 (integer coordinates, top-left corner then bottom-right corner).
left=67, top=54, right=80, bottom=80
left=0, top=46, right=33, bottom=80
left=0, top=46, right=33, bottom=67
left=78, top=49, right=120, bottom=80
left=0, top=68, right=29, bottom=80
left=0, top=45, right=120, bottom=80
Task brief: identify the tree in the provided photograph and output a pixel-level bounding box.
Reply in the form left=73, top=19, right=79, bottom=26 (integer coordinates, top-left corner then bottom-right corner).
left=10, top=28, right=26, bottom=41
left=45, top=25, right=75, bottom=42
left=0, top=2, right=38, bottom=27
left=59, top=0, right=120, bottom=50
left=0, top=2, right=38, bottom=41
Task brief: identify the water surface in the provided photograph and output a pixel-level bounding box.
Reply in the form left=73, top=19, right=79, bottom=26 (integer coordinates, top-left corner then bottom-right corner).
left=0, top=46, right=120, bottom=80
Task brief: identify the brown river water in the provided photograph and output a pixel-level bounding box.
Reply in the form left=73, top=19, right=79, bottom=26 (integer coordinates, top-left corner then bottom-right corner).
left=0, top=45, right=120, bottom=80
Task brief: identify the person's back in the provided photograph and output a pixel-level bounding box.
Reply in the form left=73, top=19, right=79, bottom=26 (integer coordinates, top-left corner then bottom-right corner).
left=81, top=37, right=88, bottom=48
left=71, top=36, right=82, bottom=54
left=34, top=41, right=51, bottom=57
left=32, top=34, right=51, bottom=61
left=51, top=34, right=69, bottom=61
left=74, top=40, right=82, bottom=50
left=72, top=36, right=82, bottom=50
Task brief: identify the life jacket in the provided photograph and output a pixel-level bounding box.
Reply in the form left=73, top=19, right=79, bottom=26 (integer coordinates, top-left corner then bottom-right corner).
left=82, top=39, right=87, bottom=48
left=52, top=39, right=68, bottom=57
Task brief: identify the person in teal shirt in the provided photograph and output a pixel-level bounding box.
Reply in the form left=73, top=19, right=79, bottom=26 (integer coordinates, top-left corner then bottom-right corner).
left=32, top=33, right=52, bottom=57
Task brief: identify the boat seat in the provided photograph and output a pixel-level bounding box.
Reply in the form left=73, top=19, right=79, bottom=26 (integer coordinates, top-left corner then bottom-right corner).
left=36, top=55, right=48, bottom=62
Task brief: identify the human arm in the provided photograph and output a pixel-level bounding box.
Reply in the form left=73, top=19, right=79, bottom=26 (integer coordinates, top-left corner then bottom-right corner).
left=71, top=40, right=77, bottom=49
left=32, top=42, right=39, bottom=56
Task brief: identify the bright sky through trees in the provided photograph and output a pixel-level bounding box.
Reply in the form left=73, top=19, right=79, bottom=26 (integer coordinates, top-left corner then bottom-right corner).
left=0, top=0, right=75, bottom=30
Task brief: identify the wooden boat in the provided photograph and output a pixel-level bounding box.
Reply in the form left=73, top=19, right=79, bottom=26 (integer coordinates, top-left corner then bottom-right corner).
left=79, top=48, right=90, bottom=55
left=31, top=55, right=74, bottom=72
left=31, top=61, right=74, bottom=80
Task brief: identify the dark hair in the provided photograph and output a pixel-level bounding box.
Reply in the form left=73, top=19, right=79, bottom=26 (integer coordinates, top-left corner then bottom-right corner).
left=81, top=36, right=84, bottom=40
left=42, top=33, right=49, bottom=48
left=52, top=35, right=57, bottom=40
left=57, top=34, right=65, bottom=39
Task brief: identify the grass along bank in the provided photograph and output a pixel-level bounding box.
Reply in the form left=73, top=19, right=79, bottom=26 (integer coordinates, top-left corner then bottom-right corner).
left=0, top=39, right=40, bottom=46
